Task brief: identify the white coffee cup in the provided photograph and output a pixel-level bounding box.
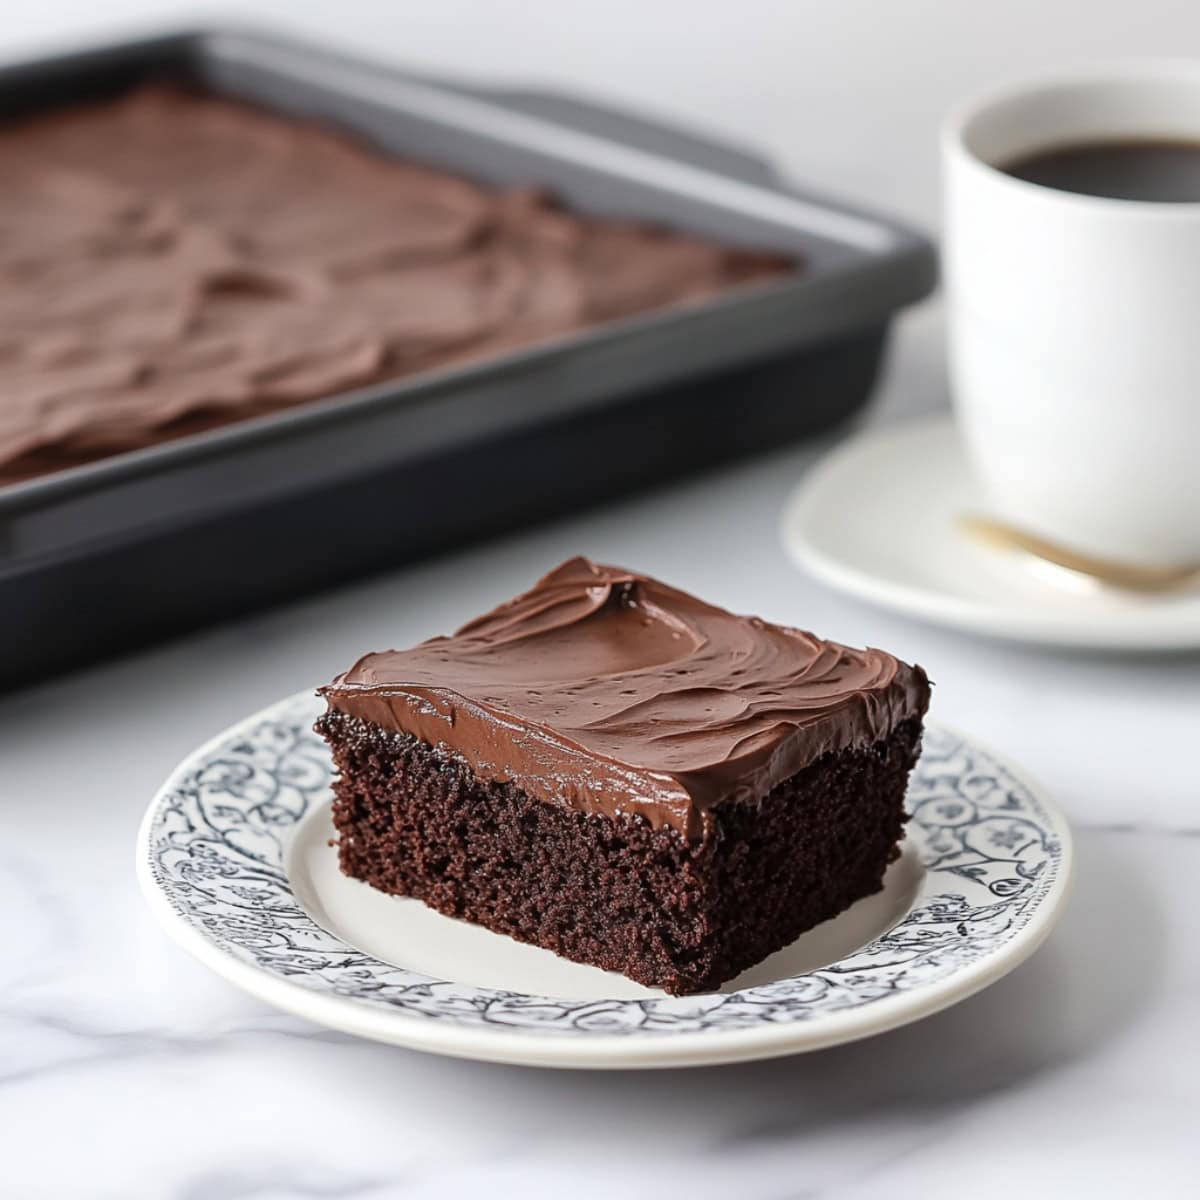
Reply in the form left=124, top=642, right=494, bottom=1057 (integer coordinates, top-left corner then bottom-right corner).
left=943, top=63, right=1200, bottom=569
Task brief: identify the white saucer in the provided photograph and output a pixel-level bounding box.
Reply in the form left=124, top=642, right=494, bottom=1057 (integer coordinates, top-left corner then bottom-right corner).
left=137, top=690, right=1072, bottom=1069
left=781, top=416, right=1200, bottom=650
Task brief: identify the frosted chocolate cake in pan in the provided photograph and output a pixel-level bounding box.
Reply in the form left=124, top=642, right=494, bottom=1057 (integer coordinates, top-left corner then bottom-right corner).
left=0, top=86, right=790, bottom=485
left=316, top=557, right=931, bottom=995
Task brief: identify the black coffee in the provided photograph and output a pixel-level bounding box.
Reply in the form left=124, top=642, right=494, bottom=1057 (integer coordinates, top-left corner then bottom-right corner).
left=1002, top=138, right=1200, bottom=202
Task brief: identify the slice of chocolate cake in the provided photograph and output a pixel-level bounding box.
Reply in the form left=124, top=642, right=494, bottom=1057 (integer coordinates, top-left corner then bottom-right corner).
left=316, top=557, right=931, bottom=995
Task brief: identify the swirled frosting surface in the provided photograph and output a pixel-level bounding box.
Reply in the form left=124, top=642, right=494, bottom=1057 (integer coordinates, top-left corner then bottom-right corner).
left=0, top=87, right=789, bottom=485
left=322, top=558, right=930, bottom=837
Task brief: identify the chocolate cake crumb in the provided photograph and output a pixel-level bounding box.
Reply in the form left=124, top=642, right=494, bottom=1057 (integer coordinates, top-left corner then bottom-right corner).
left=315, top=558, right=931, bottom=994
left=318, top=710, right=922, bottom=994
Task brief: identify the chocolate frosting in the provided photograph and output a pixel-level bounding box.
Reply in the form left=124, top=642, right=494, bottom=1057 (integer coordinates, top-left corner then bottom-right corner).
left=322, top=558, right=930, bottom=838
left=0, top=87, right=789, bottom=485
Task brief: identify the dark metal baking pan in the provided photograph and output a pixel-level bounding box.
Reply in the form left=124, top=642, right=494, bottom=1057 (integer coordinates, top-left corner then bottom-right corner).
left=0, top=29, right=936, bottom=689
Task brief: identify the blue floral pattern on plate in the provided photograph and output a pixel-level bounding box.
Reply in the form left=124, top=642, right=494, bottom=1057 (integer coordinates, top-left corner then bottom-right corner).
left=143, top=694, right=1066, bottom=1038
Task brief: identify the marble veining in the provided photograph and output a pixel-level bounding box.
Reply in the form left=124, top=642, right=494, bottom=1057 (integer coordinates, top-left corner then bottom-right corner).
left=3, top=4, right=1200, bottom=1194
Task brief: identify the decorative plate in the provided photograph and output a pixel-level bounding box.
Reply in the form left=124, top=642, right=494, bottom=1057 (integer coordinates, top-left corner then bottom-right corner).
left=137, top=691, right=1072, bottom=1069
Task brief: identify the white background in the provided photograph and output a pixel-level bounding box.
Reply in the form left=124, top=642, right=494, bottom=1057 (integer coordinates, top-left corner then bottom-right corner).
left=2, top=3, right=1199, bottom=1198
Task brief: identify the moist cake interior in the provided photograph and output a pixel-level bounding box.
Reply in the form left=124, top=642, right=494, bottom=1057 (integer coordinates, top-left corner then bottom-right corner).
left=317, top=557, right=930, bottom=994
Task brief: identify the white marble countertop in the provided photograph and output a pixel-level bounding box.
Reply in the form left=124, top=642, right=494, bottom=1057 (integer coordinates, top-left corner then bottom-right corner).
left=3, top=3, right=1199, bottom=1197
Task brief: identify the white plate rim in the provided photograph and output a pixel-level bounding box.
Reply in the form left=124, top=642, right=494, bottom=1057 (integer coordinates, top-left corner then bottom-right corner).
left=780, top=416, right=1200, bottom=651
left=136, top=690, right=1074, bottom=1070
